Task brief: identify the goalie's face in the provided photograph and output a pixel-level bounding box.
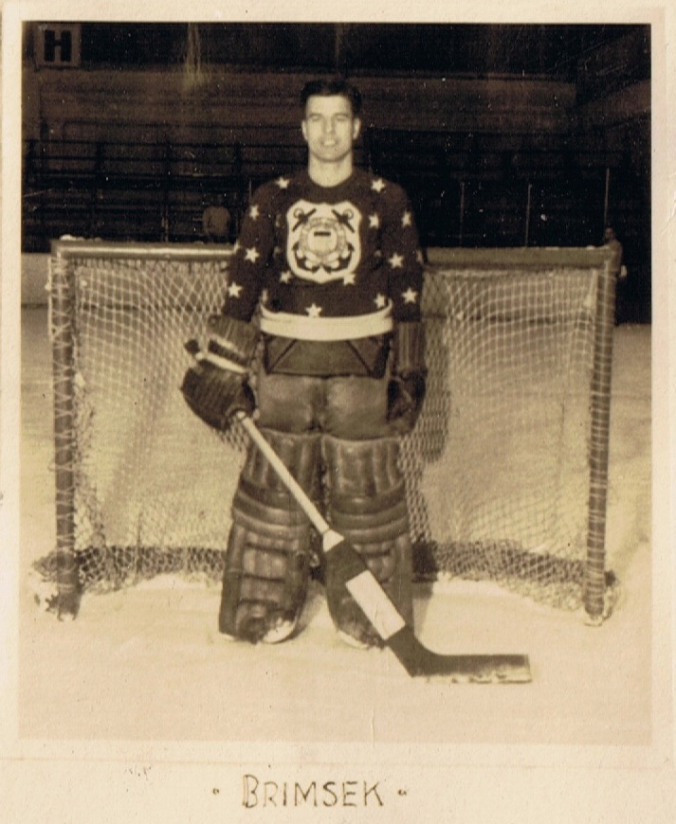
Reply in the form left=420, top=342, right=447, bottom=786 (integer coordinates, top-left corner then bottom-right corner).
left=301, top=95, right=361, bottom=165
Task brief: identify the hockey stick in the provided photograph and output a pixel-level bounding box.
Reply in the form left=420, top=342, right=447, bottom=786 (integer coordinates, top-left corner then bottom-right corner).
left=235, top=411, right=532, bottom=683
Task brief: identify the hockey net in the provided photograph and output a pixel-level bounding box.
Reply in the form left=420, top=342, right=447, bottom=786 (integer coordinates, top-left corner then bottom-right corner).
left=37, top=240, right=616, bottom=621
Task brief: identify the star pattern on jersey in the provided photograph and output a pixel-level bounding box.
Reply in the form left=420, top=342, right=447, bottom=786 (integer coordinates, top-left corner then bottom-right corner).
left=227, top=281, right=243, bottom=299
left=223, top=171, right=423, bottom=327
left=306, top=303, right=323, bottom=318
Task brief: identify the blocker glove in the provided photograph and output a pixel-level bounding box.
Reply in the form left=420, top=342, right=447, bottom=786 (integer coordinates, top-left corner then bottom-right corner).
left=387, top=371, right=427, bottom=433
left=181, top=315, right=258, bottom=432
left=387, top=321, right=427, bottom=435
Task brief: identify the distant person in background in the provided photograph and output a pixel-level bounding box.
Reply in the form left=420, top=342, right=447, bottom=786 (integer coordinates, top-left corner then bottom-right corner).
left=603, top=226, right=628, bottom=324
left=202, top=194, right=231, bottom=243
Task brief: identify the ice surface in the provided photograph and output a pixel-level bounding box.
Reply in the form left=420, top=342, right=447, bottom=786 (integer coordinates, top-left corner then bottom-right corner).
left=19, top=309, right=652, bottom=745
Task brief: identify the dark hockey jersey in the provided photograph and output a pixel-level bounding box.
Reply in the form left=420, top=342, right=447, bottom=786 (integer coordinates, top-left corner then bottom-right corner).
left=222, top=168, right=424, bottom=341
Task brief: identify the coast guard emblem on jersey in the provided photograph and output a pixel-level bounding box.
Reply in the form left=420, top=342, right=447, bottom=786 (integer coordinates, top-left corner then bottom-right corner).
left=286, top=200, right=362, bottom=283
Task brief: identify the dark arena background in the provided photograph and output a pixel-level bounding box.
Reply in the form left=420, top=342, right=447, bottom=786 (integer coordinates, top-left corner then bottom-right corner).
left=21, top=22, right=650, bottom=322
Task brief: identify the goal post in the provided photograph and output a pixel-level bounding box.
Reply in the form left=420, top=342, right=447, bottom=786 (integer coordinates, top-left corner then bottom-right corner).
left=40, top=239, right=616, bottom=623
left=422, top=247, right=616, bottom=624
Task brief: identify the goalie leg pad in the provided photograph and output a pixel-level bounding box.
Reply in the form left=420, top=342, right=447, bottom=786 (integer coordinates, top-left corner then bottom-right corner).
left=323, top=435, right=414, bottom=648
left=219, top=429, right=321, bottom=644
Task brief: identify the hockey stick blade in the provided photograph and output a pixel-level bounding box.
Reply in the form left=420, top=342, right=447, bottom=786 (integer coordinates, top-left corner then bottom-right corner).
left=388, top=627, right=532, bottom=683
left=236, top=413, right=532, bottom=683
left=328, top=535, right=532, bottom=683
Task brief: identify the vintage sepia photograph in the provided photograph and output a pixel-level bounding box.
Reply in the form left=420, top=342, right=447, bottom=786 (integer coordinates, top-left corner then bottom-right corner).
left=1, top=2, right=674, bottom=822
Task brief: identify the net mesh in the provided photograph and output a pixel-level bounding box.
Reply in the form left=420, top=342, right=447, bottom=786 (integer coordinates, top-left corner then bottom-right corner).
left=403, top=263, right=598, bottom=609
left=39, top=243, right=610, bottom=612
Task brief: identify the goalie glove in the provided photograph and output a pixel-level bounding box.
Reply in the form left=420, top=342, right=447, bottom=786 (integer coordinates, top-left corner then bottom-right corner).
left=387, top=321, right=427, bottom=435
left=181, top=315, right=258, bottom=432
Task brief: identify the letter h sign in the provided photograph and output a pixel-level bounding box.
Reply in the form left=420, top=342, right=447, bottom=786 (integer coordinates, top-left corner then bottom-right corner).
left=35, top=24, right=81, bottom=68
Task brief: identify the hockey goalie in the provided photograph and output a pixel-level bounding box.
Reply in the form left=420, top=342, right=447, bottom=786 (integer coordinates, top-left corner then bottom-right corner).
left=182, top=78, right=426, bottom=648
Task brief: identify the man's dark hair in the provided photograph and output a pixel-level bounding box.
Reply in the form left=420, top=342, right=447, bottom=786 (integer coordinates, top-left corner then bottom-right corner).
left=300, top=78, right=362, bottom=117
